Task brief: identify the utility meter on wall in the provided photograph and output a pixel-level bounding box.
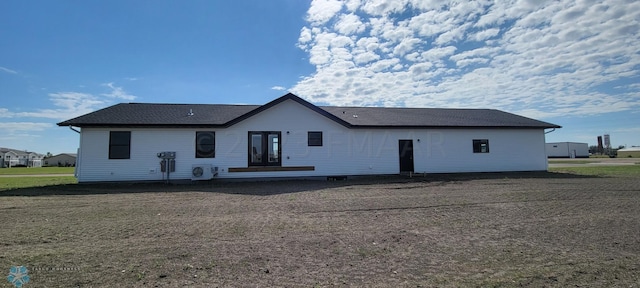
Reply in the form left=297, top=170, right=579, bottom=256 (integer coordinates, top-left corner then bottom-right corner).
left=157, top=151, right=176, bottom=159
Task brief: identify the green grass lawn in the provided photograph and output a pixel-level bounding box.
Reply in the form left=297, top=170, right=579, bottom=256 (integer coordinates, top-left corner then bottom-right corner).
left=0, top=167, right=75, bottom=175
left=0, top=176, right=77, bottom=190
left=549, top=164, right=640, bottom=177
left=547, top=160, right=596, bottom=164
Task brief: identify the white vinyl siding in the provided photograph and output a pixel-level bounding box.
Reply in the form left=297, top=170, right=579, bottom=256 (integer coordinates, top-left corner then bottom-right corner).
left=74, top=99, right=549, bottom=182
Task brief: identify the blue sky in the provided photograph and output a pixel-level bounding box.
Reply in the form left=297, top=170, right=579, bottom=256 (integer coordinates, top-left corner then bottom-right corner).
left=1, top=0, right=639, bottom=155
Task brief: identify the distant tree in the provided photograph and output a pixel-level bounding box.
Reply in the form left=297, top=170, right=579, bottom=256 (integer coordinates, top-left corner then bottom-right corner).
left=618, top=145, right=626, bottom=149
left=44, top=152, right=53, bottom=159
left=588, top=145, right=599, bottom=154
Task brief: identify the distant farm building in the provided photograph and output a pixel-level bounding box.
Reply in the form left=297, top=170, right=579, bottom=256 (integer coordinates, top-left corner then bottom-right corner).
left=44, top=153, right=77, bottom=167
left=617, top=147, right=640, bottom=158
left=546, top=142, right=589, bottom=158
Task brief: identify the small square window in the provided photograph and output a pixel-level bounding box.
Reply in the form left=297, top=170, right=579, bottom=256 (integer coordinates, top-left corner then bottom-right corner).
left=308, top=131, right=323, bottom=146
left=473, top=139, right=489, bottom=153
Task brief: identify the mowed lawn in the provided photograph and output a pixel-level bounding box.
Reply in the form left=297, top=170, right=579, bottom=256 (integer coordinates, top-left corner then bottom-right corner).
left=0, top=167, right=639, bottom=287
left=0, top=167, right=75, bottom=175
left=0, top=167, right=76, bottom=190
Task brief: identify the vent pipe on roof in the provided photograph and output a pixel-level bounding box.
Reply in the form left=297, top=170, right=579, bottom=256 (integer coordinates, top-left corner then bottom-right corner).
left=187, top=109, right=194, bottom=116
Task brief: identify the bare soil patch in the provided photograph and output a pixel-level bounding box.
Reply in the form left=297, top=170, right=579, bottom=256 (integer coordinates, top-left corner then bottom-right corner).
left=1, top=172, right=639, bottom=287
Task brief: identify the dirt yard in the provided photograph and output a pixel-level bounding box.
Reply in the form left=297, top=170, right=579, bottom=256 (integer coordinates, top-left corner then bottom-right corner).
left=1, top=172, right=639, bottom=287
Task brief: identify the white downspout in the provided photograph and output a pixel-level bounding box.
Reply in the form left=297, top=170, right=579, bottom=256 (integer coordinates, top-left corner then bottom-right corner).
left=544, top=128, right=557, bottom=170
left=69, top=126, right=81, bottom=180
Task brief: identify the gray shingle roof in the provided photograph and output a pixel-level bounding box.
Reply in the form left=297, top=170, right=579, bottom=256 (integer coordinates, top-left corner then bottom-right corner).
left=320, top=106, right=559, bottom=128
left=57, top=93, right=560, bottom=129
left=0, top=147, right=43, bottom=156
left=58, top=103, right=259, bottom=127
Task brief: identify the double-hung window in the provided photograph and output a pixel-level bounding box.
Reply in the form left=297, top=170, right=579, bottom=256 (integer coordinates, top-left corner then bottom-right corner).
left=109, top=131, right=131, bottom=159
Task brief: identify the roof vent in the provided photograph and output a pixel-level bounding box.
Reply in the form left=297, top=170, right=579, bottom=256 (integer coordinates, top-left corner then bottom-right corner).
left=352, top=114, right=358, bottom=118
left=187, top=109, right=194, bottom=116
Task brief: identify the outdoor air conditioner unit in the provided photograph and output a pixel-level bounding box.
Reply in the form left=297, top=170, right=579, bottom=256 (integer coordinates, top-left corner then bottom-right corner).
left=191, top=164, right=214, bottom=180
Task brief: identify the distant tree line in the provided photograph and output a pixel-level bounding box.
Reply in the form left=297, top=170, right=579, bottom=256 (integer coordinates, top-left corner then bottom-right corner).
left=589, top=145, right=625, bottom=157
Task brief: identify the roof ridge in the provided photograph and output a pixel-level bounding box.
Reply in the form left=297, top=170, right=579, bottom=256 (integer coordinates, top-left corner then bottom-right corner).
left=125, top=102, right=261, bottom=106
left=320, top=105, right=495, bottom=110
left=57, top=93, right=560, bottom=129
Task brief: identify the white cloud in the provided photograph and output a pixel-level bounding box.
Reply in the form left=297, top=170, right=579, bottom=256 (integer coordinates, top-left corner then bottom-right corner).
left=101, top=82, right=136, bottom=100
left=421, top=46, right=457, bottom=61
left=370, top=58, right=400, bottom=72
left=1, top=82, right=138, bottom=121
left=434, top=23, right=470, bottom=45
left=355, top=37, right=379, bottom=51
left=345, top=0, right=361, bottom=12
left=354, top=51, right=380, bottom=64
left=15, top=92, right=105, bottom=120
left=271, top=86, right=286, bottom=91
left=0, top=66, right=17, bottom=74
left=393, top=38, right=421, bottom=56
left=298, top=27, right=313, bottom=46
left=614, top=127, right=640, bottom=133
left=307, top=0, right=343, bottom=25
left=469, top=28, right=500, bottom=41
left=0, top=122, right=52, bottom=133
left=292, top=0, right=640, bottom=120
left=334, top=13, right=366, bottom=35
left=361, top=0, right=409, bottom=16
left=0, top=108, right=15, bottom=118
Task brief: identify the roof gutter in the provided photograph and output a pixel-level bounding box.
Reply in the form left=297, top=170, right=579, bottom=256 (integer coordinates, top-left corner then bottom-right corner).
left=69, top=126, right=81, bottom=134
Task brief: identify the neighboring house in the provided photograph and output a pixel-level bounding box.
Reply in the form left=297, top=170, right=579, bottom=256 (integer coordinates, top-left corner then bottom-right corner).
left=617, top=147, right=640, bottom=158
left=546, top=142, right=589, bottom=158
left=57, top=93, right=561, bottom=183
left=26, top=152, right=43, bottom=167
left=0, top=150, right=19, bottom=168
left=0, top=148, right=44, bottom=168
left=44, top=153, right=77, bottom=167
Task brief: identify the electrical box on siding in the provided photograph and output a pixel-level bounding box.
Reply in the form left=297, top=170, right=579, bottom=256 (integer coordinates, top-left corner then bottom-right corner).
left=160, top=159, right=175, bottom=172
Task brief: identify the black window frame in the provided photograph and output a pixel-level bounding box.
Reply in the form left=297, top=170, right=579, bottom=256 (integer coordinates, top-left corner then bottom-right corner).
left=109, top=131, right=131, bottom=159
left=195, top=131, right=216, bottom=158
left=472, top=139, right=490, bottom=153
left=248, top=131, right=281, bottom=166
left=308, top=131, right=323, bottom=147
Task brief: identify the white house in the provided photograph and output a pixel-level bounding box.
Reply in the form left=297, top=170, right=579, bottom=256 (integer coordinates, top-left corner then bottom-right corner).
left=57, top=93, right=561, bottom=183
left=546, top=142, right=589, bottom=158
left=0, top=150, right=19, bottom=168
left=0, top=148, right=44, bottom=168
